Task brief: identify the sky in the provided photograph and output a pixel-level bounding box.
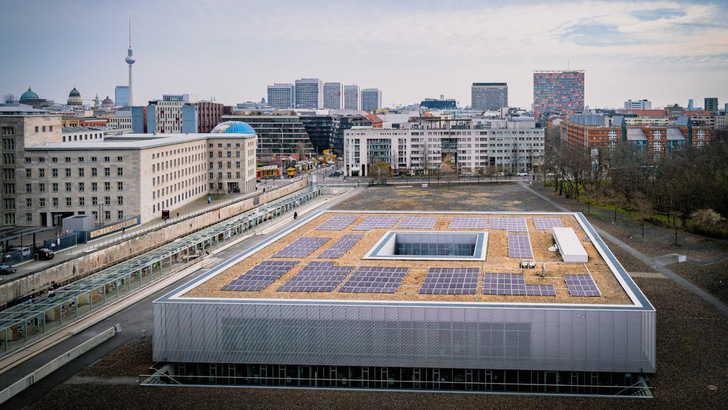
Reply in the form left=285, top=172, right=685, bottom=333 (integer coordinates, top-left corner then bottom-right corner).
left=1, top=0, right=727, bottom=110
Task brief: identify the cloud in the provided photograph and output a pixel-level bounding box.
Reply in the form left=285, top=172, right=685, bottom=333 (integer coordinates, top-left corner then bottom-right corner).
left=631, top=8, right=686, bottom=21
left=559, top=23, right=639, bottom=47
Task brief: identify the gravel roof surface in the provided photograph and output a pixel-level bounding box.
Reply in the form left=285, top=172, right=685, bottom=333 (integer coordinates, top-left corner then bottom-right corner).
left=27, top=182, right=728, bottom=409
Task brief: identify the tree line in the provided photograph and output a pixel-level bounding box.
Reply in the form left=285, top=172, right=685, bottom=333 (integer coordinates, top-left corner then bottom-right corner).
left=543, top=129, right=728, bottom=238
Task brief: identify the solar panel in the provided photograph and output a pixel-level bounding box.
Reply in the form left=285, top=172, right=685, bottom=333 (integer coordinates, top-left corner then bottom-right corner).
left=508, top=233, right=533, bottom=258
left=448, top=217, right=488, bottom=229
left=533, top=217, right=564, bottom=230
left=338, top=266, right=409, bottom=293
left=318, top=235, right=364, bottom=258
left=419, top=267, right=479, bottom=295
left=564, top=274, right=602, bottom=297
left=277, top=261, right=354, bottom=292
left=489, top=217, right=528, bottom=232
left=273, top=237, right=330, bottom=258
left=482, top=273, right=556, bottom=296
left=315, top=215, right=359, bottom=231
left=220, top=260, right=298, bottom=291
left=352, top=216, right=401, bottom=230
left=397, top=216, right=439, bottom=229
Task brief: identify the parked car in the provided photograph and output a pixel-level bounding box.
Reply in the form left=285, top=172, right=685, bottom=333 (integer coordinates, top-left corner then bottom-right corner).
left=0, top=264, right=16, bottom=275
left=37, top=248, right=55, bottom=260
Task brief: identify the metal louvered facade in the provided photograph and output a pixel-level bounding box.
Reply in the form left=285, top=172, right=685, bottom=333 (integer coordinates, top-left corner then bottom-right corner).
left=153, top=300, right=655, bottom=373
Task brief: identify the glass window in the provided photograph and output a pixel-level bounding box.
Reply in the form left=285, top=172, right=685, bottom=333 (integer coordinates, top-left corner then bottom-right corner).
left=104, top=182, right=110, bottom=191
left=66, top=198, right=72, bottom=206
left=79, top=197, right=85, bottom=206
left=52, top=183, right=58, bottom=192
left=92, top=197, right=98, bottom=205
left=105, top=196, right=111, bottom=205
left=92, top=168, right=97, bottom=176
left=117, top=182, right=123, bottom=191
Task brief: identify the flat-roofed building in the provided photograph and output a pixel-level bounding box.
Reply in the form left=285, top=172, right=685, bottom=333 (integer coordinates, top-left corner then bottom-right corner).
left=471, top=83, right=508, bottom=111
left=344, top=117, right=544, bottom=177
left=533, top=71, right=585, bottom=122
left=151, top=210, right=656, bottom=396
left=267, top=83, right=295, bottom=109
left=343, top=84, right=360, bottom=110
left=1, top=104, right=257, bottom=227
left=361, top=88, right=382, bottom=112
left=294, top=78, right=322, bottom=109
left=323, top=82, right=343, bottom=110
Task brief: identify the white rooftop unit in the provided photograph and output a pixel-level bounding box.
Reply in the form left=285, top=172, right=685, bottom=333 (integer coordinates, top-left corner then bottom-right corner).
left=553, top=227, right=588, bottom=263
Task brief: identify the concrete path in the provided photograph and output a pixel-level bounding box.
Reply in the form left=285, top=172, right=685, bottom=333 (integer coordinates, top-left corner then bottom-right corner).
left=519, top=182, right=728, bottom=317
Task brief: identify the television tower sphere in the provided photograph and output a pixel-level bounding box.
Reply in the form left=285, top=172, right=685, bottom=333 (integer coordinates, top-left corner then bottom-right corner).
left=126, top=49, right=135, bottom=65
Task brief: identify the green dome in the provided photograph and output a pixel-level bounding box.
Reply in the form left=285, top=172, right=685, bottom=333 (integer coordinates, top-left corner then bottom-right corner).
left=69, top=87, right=81, bottom=97
left=20, top=86, right=39, bottom=102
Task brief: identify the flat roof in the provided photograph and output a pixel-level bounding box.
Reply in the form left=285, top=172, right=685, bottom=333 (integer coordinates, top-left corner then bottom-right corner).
left=170, top=211, right=646, bottom=308
left=24, top=132, right=255, bottom=151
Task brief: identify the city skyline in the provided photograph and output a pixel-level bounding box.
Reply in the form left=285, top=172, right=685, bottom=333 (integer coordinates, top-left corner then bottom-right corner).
left=1, top=0, right=727, bottom=109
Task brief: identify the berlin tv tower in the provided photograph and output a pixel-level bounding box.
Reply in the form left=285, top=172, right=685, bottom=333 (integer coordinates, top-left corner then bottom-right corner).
left=125, top=19, right=136, bottom=106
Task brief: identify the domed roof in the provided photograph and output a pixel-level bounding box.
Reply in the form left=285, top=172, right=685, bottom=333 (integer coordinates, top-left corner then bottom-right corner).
left=69, top=87, right=81, bottom=97
left=20, top=86, right=39, bottom=102
left=211, top=121, right=256, bottom=135
left=102, top=96, right=114, bottom=105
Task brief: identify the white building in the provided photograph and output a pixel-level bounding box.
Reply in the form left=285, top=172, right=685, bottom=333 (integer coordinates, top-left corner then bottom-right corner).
left=322, top=82, right=343, bottom=110
left=343, top=84, right=360, bottom=110
left=147, top=94, right=198, bottom=134
left=624, top=99, right=652, bottom=110
left=344, top=117, right=544, bottom=177
left=361, top=88, right=382, bottom=112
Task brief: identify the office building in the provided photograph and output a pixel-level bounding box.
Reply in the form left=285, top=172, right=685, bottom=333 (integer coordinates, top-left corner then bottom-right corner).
left=420, top=98, right=457, bottom=110
left=361, top=88, right=382, bottom=112
left=151, top=209, right=655, bottom=395
left=343, top=85, right=360, bottom=110
left=705, top=98, right=719, bottom=113
left=115, top=86, right=130, bottom=107
left=0, top=104, right=257, bottom=227
left=221, top=114, right=316, bottom=158
left=471, top=83, right=508, bottom=111
left=344, top=117, right=544, bottom=177
left=146, top=94, right=198, bottom=134
left=196, top=101, right=225, bottom=133
left=533, top=70, right=585, bottom=121
left=294, top=78, right=322, bottom=109
left=267, top=83, right=295, bottom=109
left=323, top=82, right=343, bottom=110
left=623, top=99, right=652, bottom=110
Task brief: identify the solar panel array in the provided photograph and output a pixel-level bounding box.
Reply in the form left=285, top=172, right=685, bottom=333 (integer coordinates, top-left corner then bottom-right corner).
left=482, top=273, right=556, bottom=296
left=397, top=216, right=439, bottom=229
left=220, top=261, right=298, bottom=291
left=508, top=233, right=533, bottom=258
left=489, top=217, right=528, bottom=232
left=277, top=261, right=354, bottom=292
left=315, top=215, right=359, bottom=231
left=564, top=274, right=602, bottom=297
left=273, top=237, right=330, bottom=258
left=448, top=217, right=488, bottom=230
left=419, top=267, right=479, bottom=294
left=352, top=216, right=401, bottom=230
left=338, top=266, right=409, bottom=293
left=318, top=235, right=364, bottom=259
left=533, top=217, right=564, bottom=230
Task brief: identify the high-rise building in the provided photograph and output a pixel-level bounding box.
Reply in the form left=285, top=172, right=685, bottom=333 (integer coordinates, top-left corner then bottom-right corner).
left=343, top=85, right=360, bottom=110
left=267, top=83, right=294, bottom=109
left=294, top=78, right=322, bottom=109
left=221, top=113, right=316, bottom=158
left=471, top=83, right=508, bottom=111
left=624, top=99, right=652, bottom=110
left=115, top=86, right=129, bottom=107
left=196, top=101, right=225, bottom=133
left=125, top=20, right=136, bottom=106
left=322, top=82, right=343, bottom=110
left=146, top=94, right=198, bottom=134
left=533, top=70, right=585, bottom=121
left=361, top=88, right=382, bottom=112
left=705, top=98, right=719, bottom=113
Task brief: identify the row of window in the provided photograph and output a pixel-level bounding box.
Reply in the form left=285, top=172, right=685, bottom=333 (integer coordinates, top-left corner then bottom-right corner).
left=25, top=181, right=123, bottom=193
left=26, top=196, right=124, bottom=207
left=25, top=167, right=123, bottom=178
left=25, top=210, right=124, bottom=223
left=25, top=156, right=123, bottom=163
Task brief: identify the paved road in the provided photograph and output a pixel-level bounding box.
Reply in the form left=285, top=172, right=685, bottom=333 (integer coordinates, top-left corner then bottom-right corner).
left=519, top=181, right=728, bottom=317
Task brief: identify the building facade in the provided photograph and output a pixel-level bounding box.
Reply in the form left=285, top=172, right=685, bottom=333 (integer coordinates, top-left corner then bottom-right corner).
left=623, top=99, right=652, bottom=110
left=323, top=82, right=343, bottom=110
left=115, top=86, right=130, bottom=107
left=221, top=114, right=316, bottom=158
left=196, top=101, right=225, bottom=133
left=471, top=83, right=508, bottom=111
left=299, top=115, right=340, bottom=154
left=267, top=84, right=295, bottom=109
left=361, top=88, right=382, bottom=112
left=344, top=118, right=544, bottom=177
left=294, top=78, right=322, bottom=109
left=147, top=95, right=198, bottom=134
left=1, top=105, right=257, bottom=227
left=533, top=71, right=585, bottom=122
left=704, top=98, right=718, bottom=113
left=343, top=85, right=360, bottom=110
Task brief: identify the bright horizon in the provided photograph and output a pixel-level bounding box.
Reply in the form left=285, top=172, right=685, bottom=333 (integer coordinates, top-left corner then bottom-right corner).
left=1, top=0, right=727, bottom=110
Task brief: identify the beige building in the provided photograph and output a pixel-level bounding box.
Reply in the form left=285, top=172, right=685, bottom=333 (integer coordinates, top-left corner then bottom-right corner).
left=1, top=104, right=257, bottom=227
